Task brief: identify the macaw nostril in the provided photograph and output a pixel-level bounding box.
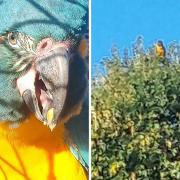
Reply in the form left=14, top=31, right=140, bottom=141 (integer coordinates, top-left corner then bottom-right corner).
left=41, top=42, right=48, bottom=49
left=36, top=38, right=53, bottom=54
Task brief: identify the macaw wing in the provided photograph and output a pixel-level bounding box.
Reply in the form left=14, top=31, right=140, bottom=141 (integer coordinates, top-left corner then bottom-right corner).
left=65, top=96, right=89, bottom=170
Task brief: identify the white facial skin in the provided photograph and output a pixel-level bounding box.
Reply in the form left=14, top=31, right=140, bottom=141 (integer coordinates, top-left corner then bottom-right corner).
left=16, top=38, right=70, bottom=130
left=17, top=38, right=70, bottom=100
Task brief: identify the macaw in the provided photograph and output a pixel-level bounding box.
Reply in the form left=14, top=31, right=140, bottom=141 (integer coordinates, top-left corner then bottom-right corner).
left=155, top=40, right=166, bottom=58
left=0, top=0, right=89, bottom=179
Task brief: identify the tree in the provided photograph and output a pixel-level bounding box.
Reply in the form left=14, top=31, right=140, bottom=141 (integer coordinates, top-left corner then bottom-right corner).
left=92, top=40, right=180, bottom=180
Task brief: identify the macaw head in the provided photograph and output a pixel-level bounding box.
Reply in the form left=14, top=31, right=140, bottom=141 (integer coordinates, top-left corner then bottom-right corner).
left=0, top=0, right=88, bottom=130
left=157, top=40, right=164, bottom=47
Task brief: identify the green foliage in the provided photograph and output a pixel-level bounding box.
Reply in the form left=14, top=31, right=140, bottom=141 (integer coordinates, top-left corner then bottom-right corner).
left=92, top=44, right=180, bottom=179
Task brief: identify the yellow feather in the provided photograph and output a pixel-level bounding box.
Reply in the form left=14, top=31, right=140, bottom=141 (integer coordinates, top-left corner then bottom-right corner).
left=155, top=44, right=165, bottom=58
left=0, top=115, right=87, bottom=180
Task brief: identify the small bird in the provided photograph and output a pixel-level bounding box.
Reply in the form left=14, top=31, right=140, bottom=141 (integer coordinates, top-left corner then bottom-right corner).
left=155, top=40, right=166, bottom=58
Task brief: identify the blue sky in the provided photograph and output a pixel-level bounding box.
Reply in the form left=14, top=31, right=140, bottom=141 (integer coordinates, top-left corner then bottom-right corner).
left=92, top=0, right=180, bottom=67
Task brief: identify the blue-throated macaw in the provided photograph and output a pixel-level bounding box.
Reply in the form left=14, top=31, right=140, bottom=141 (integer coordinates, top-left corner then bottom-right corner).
left=0, top=0, right=89, bottom=179
left=155, top=40, right=166, bottom=58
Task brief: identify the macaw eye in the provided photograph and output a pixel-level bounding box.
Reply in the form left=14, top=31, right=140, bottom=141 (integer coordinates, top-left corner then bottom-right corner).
left=7, top=32, right=18, bottom=46
left=6, top=32, right=35, bottom=54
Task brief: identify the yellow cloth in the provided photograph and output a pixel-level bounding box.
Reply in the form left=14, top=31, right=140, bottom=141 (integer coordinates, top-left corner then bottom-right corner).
left=0, top=115, right=87, bottom=180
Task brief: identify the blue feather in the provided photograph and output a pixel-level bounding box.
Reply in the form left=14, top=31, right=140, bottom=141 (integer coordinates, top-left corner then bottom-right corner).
left=0, top=0, right=88, bottom=41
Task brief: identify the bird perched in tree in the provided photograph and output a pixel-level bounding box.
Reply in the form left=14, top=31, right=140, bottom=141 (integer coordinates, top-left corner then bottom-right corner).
left=155, top=40, right=166, bottom=58
left=0, top=0, right=88, bottom=179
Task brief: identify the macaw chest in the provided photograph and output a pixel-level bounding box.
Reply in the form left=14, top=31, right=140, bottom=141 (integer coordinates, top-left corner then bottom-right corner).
left=155, top=45, right=165, bottom=57
left=0, top=115, right=87, bottom=180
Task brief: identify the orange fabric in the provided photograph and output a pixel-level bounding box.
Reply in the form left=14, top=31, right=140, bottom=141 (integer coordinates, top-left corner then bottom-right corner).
left=0, top=115, right=87, bottom=180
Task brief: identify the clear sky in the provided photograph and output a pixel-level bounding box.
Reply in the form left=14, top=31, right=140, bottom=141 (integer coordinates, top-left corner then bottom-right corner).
left=92, top=0, right=180, bottom=67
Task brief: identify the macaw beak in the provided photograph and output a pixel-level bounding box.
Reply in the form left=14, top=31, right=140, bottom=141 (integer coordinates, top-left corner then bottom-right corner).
left=17, top=38, right=70, bottom=130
